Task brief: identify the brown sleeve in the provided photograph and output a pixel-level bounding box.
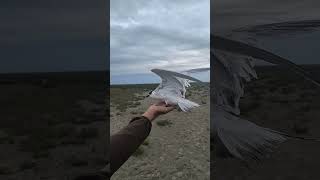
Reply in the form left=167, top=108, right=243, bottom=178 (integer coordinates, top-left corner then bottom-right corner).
left=108, top=116, right=152, bottom=176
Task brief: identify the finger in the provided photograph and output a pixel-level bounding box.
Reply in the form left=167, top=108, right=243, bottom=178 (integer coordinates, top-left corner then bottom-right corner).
left=155, top=101, right=166, bottom=106
left=164, top=106, right=175, bottom=112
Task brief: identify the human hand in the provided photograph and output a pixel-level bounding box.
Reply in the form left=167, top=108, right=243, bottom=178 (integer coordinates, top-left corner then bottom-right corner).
left=142, top=101, right=175, bottom=121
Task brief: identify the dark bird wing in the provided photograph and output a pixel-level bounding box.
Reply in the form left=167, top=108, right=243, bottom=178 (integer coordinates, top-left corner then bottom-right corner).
left=211, top=35, right=320, bottom=162
left=212, top=35, right=320, bottom=87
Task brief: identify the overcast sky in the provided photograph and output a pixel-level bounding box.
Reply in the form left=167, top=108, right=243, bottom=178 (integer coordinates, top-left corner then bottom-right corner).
left=212, top=0, right=320, bottom=65
left=0, top=0, right=106, bottom=73
left=212, top=0, right=320, bottom=34
left=2, top=1, right=319, bottom=74
left=110, top=0, right=210, bottom=81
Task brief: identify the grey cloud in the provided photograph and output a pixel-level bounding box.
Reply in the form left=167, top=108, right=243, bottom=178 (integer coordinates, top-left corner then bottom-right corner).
left=111, top=25, right=208, bottom=54
left=111, top=0, right=210, bottom=76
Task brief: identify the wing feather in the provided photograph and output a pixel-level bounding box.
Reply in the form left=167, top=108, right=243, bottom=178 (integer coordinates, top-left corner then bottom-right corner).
left=151, top=68, right=203, bottom=98
left=212, top=35, right=320, bottom=87
left=212, top=35, right=320, bottom=162
left=212, top=35, right=320, bottom=114
left=151, top=69, right=203, bottom=83
left=212, top=51, right=257, bottom=115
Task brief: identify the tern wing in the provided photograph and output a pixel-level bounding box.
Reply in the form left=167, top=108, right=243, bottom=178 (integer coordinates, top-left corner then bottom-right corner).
left=151, top=68, right=203, bottom=96
left=180, top=67, right=210, bottom=89
left=152, top=69, right=203, bottom=83
left=182, top=67, right=210, bottom=74
left=211, top=35, right=320, bottom=162
left=212, top=35, right=320, bottom=113
left=212, top=35, right=320, bottom=87
left=151, top=69, right=202, bottom=111
left=234, top=19, right=320, bottom=37
left=211, top=52, right=286, bottom=161
left=212, top=50, right=257, bottom=115
left=151, top=69, right=186, bottom=97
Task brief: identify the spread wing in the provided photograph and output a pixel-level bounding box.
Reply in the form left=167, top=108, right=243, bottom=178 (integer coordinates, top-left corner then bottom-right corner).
left=182, top=67, right=210, bottom=73
left=178, top=68, right=210, bottom=90
left=152, top=69, right=203, bottom=83
left=151, top=69, right=185, bottom=97
left=151, top=68, right=202, bottom=97
left=212, top=35, right=320, bottom=115
left=234, top=19, right=320, bottom=37
left=151, top=69, right=203, bottom=111
left=212, top=35, right=320, bottom=87
left=211, top=35, right=320, bottom=162
left=212, top=50, right=257, bottom=115
left=212, top=20, right=320, bottom=112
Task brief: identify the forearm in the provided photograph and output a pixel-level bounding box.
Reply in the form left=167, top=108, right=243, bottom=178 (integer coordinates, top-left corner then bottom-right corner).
left=109, top=116, right=152, bottom=176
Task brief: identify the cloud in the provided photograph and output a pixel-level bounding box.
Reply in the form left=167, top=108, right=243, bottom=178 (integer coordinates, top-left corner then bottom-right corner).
left=110, top=0, right=210, bottom=76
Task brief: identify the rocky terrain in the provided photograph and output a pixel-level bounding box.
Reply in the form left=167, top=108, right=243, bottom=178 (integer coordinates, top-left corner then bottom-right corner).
left=110, top=83, right=210, bottom=180
left=4, top=65, right=320, bottom=180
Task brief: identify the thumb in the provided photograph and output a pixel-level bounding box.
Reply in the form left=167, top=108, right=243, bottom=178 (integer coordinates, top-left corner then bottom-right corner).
left=164, top=106, right=175, bottom=112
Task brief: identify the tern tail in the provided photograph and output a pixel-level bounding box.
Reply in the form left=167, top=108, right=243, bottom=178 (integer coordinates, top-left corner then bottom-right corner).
left=177, top=97, right=199, bottom=112
left=213, top=107, right=320, bottom=162
left=213, top=107, right=286, bottom=162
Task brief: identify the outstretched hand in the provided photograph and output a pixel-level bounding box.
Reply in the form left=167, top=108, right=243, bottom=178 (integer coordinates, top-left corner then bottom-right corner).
left=142, top=101, right=175, bottom=121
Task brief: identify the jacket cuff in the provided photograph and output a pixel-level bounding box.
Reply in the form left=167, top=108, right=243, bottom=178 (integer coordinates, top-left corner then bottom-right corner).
left=129, top=116, right=151, bottom=123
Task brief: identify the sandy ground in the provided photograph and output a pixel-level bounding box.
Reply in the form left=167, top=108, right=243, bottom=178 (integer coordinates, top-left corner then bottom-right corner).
left=110, top=84, right=210, bottom=180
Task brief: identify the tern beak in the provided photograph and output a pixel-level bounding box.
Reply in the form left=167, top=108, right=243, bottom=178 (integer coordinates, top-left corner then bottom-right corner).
left=146, top=90, right=153, bottom=97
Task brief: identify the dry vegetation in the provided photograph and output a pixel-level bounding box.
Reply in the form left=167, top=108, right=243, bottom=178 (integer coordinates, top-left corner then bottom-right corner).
left=110, top=82, right=210, bottom=180
left=0, top=72, right=108, bottom=180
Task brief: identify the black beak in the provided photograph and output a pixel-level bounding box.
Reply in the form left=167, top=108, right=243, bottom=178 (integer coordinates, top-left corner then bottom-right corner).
left=146, top=90, right=152, bottom=97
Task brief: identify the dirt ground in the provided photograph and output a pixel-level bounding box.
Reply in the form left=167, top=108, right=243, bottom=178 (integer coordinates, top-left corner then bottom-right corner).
left=3, top=66, right=320, bottom=180
left=110, top=84, right=210, bottom=180
left=0, top=72, right=108, bottom=180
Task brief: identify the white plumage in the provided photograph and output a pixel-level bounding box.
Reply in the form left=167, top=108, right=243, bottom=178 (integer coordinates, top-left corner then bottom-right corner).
left=149, top=68, right=202, bottom=112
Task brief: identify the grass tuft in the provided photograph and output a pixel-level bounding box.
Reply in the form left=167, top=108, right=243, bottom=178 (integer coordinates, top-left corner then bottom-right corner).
left=156, top=120, right=173, bottom=127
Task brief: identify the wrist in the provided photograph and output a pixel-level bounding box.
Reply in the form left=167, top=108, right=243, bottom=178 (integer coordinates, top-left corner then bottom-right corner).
left=142, top=111, right=157, bottom=121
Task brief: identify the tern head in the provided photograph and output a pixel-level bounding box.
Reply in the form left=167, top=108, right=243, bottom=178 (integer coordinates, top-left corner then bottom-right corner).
left=146, top=90, right=159, bottom=99
left=146, top=90, right=153, bottom=97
